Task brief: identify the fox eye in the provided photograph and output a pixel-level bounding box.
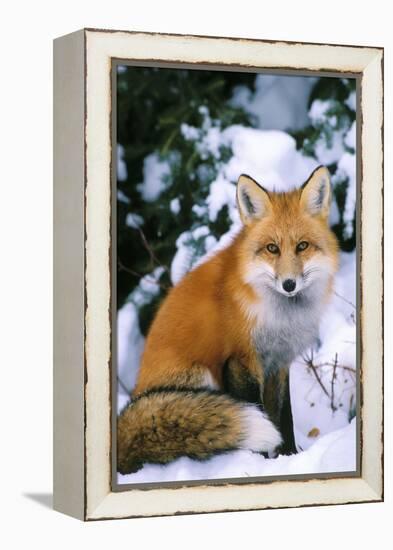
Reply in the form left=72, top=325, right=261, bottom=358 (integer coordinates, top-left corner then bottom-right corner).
left=296, top=241, right=309, bottom=252
left=267, top=243, right=280, bottom=254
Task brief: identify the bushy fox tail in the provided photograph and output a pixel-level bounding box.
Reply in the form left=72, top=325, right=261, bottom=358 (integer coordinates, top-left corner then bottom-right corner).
left=117, top=388, right=282, bottom=474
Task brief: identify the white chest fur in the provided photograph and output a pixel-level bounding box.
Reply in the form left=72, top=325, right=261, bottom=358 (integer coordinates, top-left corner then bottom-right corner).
left=252, top=289, right=324, bottom=374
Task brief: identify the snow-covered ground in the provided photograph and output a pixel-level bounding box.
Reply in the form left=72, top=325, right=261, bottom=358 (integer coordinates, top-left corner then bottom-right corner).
left=118, top=420, right=356, bottom=484
left=117, top=75, right=357, bottom=485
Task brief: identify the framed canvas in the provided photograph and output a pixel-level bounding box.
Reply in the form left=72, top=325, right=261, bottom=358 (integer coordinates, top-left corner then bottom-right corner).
left=53, top=28, right=383, bottom=521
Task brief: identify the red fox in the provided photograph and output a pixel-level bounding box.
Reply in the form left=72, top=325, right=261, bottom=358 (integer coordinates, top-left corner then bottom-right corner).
left=117, top=166, right=339, bottom=474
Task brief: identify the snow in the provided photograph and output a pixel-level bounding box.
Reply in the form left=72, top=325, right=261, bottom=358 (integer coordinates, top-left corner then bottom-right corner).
left=204, top=235, right=218, bottom=252
left=207, top=174, right=237, bottom=222
left=192, top=203, right=208, bottom=218
left=329, top=196, right=340, bottom=226
left=183, top=108, right=225, bottom=161
left=117, top=302, right=144, bottom=396
left=230, top=74, right=317, bottom=131
left=125, top=212, right=144, bottom=229
left=117, top=144, right=127, bottom=182
left=309, top=99, right=332, bottom=125
left=180, top=123, right=200, bottom=141
left=117, top=190, right=130, bottom=204
left=345, top=91, right=356, bottom=111
left=170, top=197, right=181, bottom=215
left=170, top=226, right=215, bottom=285
left=198, top=126, right=222, bottom=159
left=198, top=105, right=209, bottom=117
left=335, top=251, right=356, bottom=311
left=117, top=266, right=165, bottom=395
left=137, top=152, right=172, bottom=202
left=128, top=266, right=165, bottom=309
left=308, top=98, right=355, bottom=166
left=170, top=231, right=195, bottom=285
left=336, top=152, right=356, bottom=238
left=191, top=225, right=210, bottom=239
left=139, top=267, right=165, bottom=297
left=344, top=120, right=356, bottom=150
left=222, top=126, right=317, bottom=191
left=314, top=129, right=346, bottom=165
left=195, top=222, right=242, bottom=267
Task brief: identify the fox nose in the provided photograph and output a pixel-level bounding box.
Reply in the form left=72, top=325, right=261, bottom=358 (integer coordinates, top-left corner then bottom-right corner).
left=282, top=279, right=296, bottom=293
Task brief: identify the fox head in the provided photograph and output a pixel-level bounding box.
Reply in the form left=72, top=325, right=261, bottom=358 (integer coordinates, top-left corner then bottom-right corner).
left=236, top=166, right=339, bottom=300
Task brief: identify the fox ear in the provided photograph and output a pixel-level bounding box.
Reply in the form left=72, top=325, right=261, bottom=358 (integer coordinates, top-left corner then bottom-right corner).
left=237, top=174, right=271, bottom=225
left=300, top=166, right=332, bottom=218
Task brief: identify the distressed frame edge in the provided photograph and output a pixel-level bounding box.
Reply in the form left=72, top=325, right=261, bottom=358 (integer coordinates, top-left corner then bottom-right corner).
left=83, top=26, right=384, bottom=55
left=53, top=29, right=86, bottom=520
left=78, top=29, right=383, bottom=520
left=358, top=47, right=384, bottom=500
left=86, top=481, right=382, bottom=521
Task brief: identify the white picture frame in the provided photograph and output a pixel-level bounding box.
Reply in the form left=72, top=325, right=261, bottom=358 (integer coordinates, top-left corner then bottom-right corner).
left=53, top=28, right=383, bottom=521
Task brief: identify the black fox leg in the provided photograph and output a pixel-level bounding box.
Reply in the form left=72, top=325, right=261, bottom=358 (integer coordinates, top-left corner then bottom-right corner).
left=278, top=370, right=297, bottom=454
left=263, top=368, right=297, bottom=455
left=224, top=358, right=297, bottom=455
left=222, top=356, right=264, bottom=406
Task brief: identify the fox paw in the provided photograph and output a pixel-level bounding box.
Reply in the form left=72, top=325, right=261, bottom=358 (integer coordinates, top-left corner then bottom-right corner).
left=240, top=405, right=282, bottom=453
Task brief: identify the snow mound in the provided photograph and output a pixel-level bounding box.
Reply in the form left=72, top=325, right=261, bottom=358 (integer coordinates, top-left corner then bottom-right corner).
left=222, top=126, right=317, bottom=192
left=137, top=153, right=172, bottom=202
left=230, top=74, right=316, bottom=131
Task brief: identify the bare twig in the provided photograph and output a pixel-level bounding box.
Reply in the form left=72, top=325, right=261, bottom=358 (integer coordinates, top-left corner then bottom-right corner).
left=118, top=259, right=143, bottom=279
left=330, top=353, right=338, bottom=412
left=118, top=259, right=171, bottom=291
left=334, top=290, right=356, bottom=310
left=325, top=362, right=356, bottom=374
left=312, top=360, right=356, bottom=374
left=117, top=376, right=131, bottom=396
left=304, top=355, right=330, bottom=398
left=301, top=351, right=356, bottom=414
left=135, top=225, right=170, bottom=273
left=301, top=353, right=356, bottom=374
